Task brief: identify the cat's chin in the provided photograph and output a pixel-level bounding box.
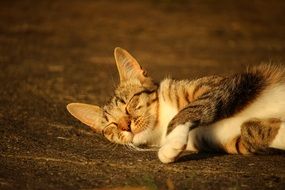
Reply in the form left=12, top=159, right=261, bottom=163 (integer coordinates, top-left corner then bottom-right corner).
left=119, top=131, right=134, bottom=144
left=132, top=127, right=154, bottom=146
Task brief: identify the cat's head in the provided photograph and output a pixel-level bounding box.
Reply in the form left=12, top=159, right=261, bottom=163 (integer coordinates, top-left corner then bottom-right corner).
left=67, top=48, right=159, bottom=146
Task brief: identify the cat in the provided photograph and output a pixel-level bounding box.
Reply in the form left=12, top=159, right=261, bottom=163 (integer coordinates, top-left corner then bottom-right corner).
left=67, top=47, right=285, bottom=163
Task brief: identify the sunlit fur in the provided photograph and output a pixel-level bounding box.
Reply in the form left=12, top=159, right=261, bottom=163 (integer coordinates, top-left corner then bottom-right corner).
left=67, top=48, right=285, bottom=163
left=101, top=61, right=285, bottom=155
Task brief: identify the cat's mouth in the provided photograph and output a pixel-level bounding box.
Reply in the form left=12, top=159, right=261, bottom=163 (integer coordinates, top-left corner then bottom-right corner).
left=102, top=120, right=152, bottom=145
left=126, top=143, right=158, bottom=151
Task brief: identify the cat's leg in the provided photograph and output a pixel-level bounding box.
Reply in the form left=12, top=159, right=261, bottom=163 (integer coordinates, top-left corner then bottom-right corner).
left=235, top=118, right=283, bottom=154
left=158, top=95, right=220, bottom=163
left=158, top=122, right=192, bottom=163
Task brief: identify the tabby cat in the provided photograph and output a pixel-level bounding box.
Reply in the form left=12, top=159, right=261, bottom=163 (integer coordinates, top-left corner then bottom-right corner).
left=67, top=47, right=285, bottom=163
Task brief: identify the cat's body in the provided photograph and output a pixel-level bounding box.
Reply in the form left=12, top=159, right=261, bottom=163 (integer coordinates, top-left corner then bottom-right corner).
left=67, top=48, right=285, bottom=163
left=157, top=74, right=285, bottom=161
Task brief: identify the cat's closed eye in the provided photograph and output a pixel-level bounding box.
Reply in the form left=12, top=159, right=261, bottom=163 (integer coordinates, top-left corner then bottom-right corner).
left=115, top=97, right=126, bottom=106
left=126, top=95, right=140, bottom=113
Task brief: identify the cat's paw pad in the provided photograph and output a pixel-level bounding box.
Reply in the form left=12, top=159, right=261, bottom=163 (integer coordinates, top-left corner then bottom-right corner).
left=158, top=140, right=187, bottom=164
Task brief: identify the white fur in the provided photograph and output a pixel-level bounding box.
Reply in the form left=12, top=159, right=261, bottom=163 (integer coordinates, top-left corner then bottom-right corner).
left=158, top=122, right=191, bottom=163
left=158, top=81, right=179, bottom=146
left=132, top=128, right=151, bottom=146
left=270, top=122, right=285, bottom=149
left=133, top=126, right=162, bottom=146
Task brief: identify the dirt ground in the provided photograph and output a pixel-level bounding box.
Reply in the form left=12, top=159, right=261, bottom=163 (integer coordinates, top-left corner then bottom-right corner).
left=0, top=0, right=285, bottom=189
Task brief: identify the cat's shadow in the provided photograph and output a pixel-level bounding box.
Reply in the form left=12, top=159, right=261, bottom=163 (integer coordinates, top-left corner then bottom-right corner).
left=176, top=151, right=225, bottom=163
left=176, top=149, right=285, bottom=163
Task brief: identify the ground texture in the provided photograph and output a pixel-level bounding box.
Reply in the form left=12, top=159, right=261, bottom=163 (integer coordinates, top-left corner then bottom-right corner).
left=0, top=0, right=285, bottom=189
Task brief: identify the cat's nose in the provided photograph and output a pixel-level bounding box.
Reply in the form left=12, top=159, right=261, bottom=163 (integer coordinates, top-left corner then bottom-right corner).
left=118, top=116, right=131, bottom=132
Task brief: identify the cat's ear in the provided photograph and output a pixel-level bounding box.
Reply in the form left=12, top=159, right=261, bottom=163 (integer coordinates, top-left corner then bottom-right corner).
left=66, top=103, right=106, bottom=133
left=114, top=47, right=155, bottom=89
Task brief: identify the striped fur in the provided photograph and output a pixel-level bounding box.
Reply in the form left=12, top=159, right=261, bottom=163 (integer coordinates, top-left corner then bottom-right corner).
left=67, top=48, right=285, bottom=163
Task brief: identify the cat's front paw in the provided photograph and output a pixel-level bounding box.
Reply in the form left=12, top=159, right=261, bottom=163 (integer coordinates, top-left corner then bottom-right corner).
left=158, top=140, right=187, bottom=164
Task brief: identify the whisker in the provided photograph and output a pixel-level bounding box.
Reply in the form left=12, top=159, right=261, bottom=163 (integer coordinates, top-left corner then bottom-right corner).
left=127, top=144, right=135, bottom=152
left=127, top=143, right=157, bottom=152
left=142, top=113, right=152, bottom=120
left=123, top=144, right=132, bottom=152
left=109, top=143, right=118, bottom=158
left=105, top=142, right=116, bottom=149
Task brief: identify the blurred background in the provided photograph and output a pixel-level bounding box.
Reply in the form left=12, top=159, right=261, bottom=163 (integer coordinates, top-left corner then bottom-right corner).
left=0, top=0, right=285, bottom=189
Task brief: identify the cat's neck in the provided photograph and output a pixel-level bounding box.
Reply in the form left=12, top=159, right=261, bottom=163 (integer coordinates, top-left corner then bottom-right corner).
left=147, top=78, right=197, bottom=146
left=157, top=79, right=181, bottom=145
left=155, top=78, right=200, bottom=145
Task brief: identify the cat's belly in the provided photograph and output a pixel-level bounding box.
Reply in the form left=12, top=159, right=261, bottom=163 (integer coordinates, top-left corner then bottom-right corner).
left=186, top=84, right=285, bottom=152
left=186, top=117, right=243, bottom=152
left=186, top=116, right=259, bottom=152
